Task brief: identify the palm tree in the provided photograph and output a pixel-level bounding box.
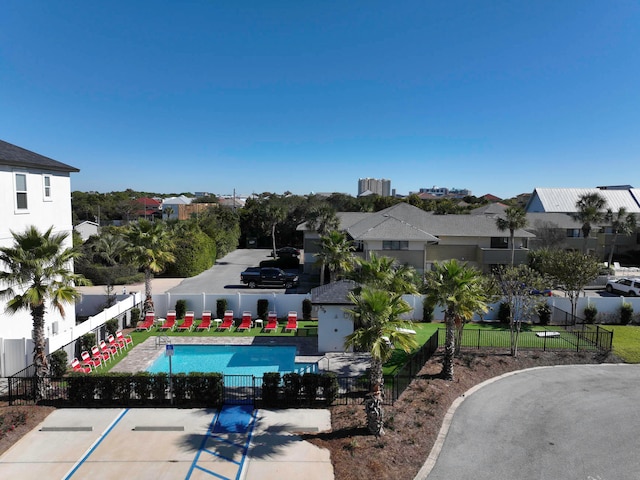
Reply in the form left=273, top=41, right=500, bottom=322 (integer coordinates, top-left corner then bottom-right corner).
left=0, top=226, right=88, bottom=395
left=495, top=206, right=528, bottom=265
left=91, top=232, right=126, bottom=266
left=573, top=193, right=607, bottom=253
left=344, top=287, right=417, bottom=436
left=163, top=206, right=174, bottom=221
left=350, top=252, right=420, bottom=296
left=314, top=230, right=355, bottom=284
left=605, top=207, right=637, bottom=267
left=122, top=219, right=175, bottom=312
left=424, top=259, right=489, bottom=380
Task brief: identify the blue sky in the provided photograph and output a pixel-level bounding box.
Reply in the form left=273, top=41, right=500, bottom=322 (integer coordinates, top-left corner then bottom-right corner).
left=1, top=1, right=639, bottom=199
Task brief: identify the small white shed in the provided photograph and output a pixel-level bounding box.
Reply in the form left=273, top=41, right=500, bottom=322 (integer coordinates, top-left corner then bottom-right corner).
left=312, top=280, right=358, bottom=353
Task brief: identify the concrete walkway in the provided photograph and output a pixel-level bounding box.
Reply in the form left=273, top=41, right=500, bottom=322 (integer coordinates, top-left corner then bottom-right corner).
left=0, top=407, right=333, bottom=480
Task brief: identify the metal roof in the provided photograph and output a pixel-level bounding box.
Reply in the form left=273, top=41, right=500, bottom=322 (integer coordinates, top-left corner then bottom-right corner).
left=526, top=188, right=640, bottom=213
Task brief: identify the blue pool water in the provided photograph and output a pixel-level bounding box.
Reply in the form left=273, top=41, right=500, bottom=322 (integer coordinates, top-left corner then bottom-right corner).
left=148, top=345, right=317, bottom=376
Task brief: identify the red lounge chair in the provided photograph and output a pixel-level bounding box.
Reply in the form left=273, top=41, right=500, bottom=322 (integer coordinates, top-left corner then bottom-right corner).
left=107, top=334, right=122, bottom=353
left=265, top=312, right=278, bottom=332
left=177, top=311, right=195, bottom=331
left=81, top=350, right=101, bottom=369
left=159, top=310, right=176, bottom=331
left=237, top=311, right=252, bottom=331
left=71, top=357, right=92, bottom=373
left=92, top=344, right=110, bottom=363
left=285, top=311, right=298, bottom=332
left=195, top=311, right=212, bottom=331
left=100, top=339, right=118, bottom=357
left=116, top=330, right=133, bottom=349
left=135, top=311, right=155, bottom=331
left=218, top=310, right=234, bottom=331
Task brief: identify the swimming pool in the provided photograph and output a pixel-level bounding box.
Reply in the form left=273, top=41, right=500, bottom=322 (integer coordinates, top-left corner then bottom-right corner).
left=147, top=345, right=317, bottom=376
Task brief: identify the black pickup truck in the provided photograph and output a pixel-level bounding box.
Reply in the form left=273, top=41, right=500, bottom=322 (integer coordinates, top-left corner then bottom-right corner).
left=240, top=267, right=299, bottom=289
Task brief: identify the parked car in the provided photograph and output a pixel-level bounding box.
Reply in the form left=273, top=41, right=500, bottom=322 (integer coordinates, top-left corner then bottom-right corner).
left=240, top=267, right=299, bottom=289
left=275, top=246, right=300, bottom=257
left=530, top=288, right=553, bottom=296
left=605, top=277, right=640, bottom=296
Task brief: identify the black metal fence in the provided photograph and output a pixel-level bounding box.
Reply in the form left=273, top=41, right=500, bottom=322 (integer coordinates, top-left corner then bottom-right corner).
left=437, top=325, right=613, bottom=353
left=7, top=331, right=442, bottom=407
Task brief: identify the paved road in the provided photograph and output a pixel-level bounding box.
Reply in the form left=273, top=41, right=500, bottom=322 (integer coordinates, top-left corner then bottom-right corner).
left=422, top=364, right=640, bottom=480
left=167, top=248, right=301, bottom=294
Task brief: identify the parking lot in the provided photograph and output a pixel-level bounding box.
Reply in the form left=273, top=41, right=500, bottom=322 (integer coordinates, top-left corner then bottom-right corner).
left=166, top=248, right=304, bottom=295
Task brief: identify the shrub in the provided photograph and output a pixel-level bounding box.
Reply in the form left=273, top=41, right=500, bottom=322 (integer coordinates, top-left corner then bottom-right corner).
left=422, top=298, right=435, bottom=323
left=262, top=372, right=281, bottom=407
left=216, top=299, right=228, bottom=319
left=49, top=349, right=68, bottom=377
left=620, top=302, right=633, bottom=325
left=164, top=229, right=216, bottom=277
left=257, top=299, right=269, bottom=320
left=536, top=303, right=551, bottom=326
left=129, top=307, right=141, bottom=328
left=583, top=305, right=598, bottom=324
left=283, top=373, right=302, bottom=406
left=79, top=333, right=96, bottom=353
left=175, top=299, right=187, bottom=319
left=105, top=318, right=119, bottom=336
left=302, top=299, right=312, bottom=321
left=320, top=373, right=339, bottom=406
left=498, top=302, right=511, bottom=324
left=302, top=373, right=320, bottom=405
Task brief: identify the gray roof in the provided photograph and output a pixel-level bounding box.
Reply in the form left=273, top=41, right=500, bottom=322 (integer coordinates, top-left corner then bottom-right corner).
left=0, top=139, right=79, bottom=172
left=342, top=203, right=534, bottom=240
left=526, top=188, right=640, bottom=213
left=469, top=203, right=508, bottom=215
left=310, top=280, right=358, bottom=305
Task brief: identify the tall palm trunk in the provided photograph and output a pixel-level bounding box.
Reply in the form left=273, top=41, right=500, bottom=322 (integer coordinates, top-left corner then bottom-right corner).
left=442, top=310, right=455, bottom=380
left=143, top=267, right=154, bottom=312
left=509, top=230, right=515, bottom=265
left=32, top=304, right=49, bottom=400
left=607, top=232, right=620, bottom=267
left=365, top=358, right=384, bottom=436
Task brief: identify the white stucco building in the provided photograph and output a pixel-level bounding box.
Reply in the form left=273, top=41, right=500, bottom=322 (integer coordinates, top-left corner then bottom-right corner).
left=0, top=140, right=80, bottom=375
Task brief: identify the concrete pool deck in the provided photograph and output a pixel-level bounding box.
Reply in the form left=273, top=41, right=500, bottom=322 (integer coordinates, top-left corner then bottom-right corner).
left=112, top=335, right=371, bottom=377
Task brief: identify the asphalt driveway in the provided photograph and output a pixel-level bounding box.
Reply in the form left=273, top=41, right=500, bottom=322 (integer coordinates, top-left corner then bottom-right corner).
left=420, top=364, right=640, bottom=480
left=167, top=248, right=301, bottom=294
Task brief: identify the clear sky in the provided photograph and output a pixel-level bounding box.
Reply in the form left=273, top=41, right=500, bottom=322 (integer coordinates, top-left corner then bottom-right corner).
left=1, top=1, right=639, bottom=199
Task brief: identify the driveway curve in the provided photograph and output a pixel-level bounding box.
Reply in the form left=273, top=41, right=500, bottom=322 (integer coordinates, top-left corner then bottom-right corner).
left=421, top=364, right=640, bottom=480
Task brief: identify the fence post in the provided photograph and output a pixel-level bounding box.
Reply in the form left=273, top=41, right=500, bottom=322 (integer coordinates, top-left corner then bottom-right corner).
left=477, top=329, right=481, bottom=349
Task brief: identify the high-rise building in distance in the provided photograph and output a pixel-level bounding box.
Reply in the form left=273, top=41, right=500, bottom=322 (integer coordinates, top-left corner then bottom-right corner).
left=358, top=178, right=391, bottom=197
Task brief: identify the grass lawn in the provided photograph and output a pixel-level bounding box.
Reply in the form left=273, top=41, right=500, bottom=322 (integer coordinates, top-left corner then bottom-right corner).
left=599, top=325, right=640, bottom=363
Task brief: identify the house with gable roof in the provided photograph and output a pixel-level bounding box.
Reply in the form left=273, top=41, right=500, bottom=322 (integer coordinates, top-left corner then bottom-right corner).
left=525, top=187, right=640, bottom=259
left=299, top=202, right=535, bottom=276
left=0, top=139, right=80, bottom=375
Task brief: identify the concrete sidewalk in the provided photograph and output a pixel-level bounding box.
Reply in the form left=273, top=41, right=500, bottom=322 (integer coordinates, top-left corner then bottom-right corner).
left=0, top=407, right=333, bottom=480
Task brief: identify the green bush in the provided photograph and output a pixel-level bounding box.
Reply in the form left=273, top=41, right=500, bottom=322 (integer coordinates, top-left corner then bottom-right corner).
left=79, top=333, right=96, bottom=353
left=620, top=302, right=633, bottom=325
left=165, top=229, right=216, bottom=277
left=49, top=349, right=68, bottom=377
left=175, top=299, right=187, bottom=319
left=216, top=299, right=228, bottom=320
left=75, top=263, right=141, bottom=286
left=302, top=299, right=312, bottom=321
left=133, top=372, right=153, bottom=403
left=257, top=299, right=269, bottom=320
left=129, top=307, right=141, bottom=328
left=422, top=298, right=435, bottom=323
left=262, top=372, right=281, bottom=407
left=302, top=373, right=319, bottom=405
left=105, top=318, right=119, bottom=336
left=537, top=303, right=552, bottom=326
left=583, top=305, right=598, bottom=324
left=151, top=373, right=169, bottom=404
left=187, top=373, right=223, bottom=407
left=498, top=302, right=511, bottom=324
left=283, top=373, right=302, bottom=406
left=320, top=373, right=339, bottom=406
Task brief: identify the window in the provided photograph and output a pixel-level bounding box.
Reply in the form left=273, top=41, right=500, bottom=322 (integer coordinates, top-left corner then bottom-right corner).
left=567, top=229, right=581, bottom=238
left=43, top=175, right=52, bottom=201
left=490, top=237, right=508, bottom=249
left=15, top=173, right=28, bottom=210
left=382, top=240, right=408, bottom=250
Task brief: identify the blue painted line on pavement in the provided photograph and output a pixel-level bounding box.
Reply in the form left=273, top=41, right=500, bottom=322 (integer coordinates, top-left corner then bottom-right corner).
left=63, top=408, right=129, bottom=480
left=185, top=410, right=220, bottom=479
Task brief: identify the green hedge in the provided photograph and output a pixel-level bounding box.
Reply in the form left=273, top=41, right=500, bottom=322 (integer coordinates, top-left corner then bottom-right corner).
left=67, top=372, right=223, bottom=407
left=165, top=230, right=216, bottom=277
left=75, top=263, right=143, bottom=285
left=260, top=372, right=338, bottom=407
